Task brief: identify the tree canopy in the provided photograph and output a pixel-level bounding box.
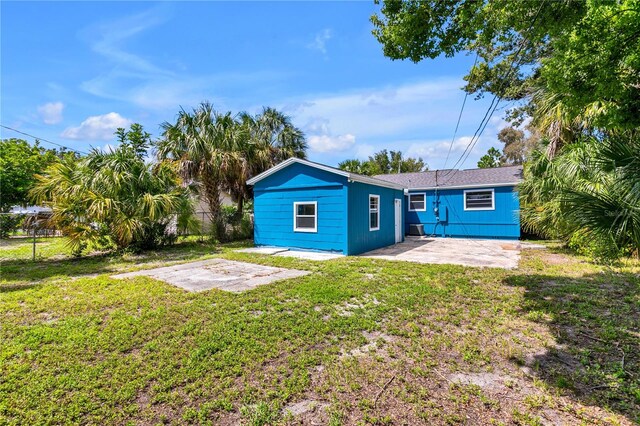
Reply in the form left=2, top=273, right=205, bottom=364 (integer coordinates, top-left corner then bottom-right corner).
left=372, top=0, right=640, bottom=128
left=477, top=147, right=502, bottom=169
left=0, top=138, right=64, bottom=211
left=338, top=149, right=427, bottom=176
left=158, top=102, right=306, bottom=238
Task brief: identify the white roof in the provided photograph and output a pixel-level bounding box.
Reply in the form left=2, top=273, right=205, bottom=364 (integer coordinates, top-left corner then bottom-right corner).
left=246, top=158, right=405, bottom=190
left=9, top=205, right=52, bottom=214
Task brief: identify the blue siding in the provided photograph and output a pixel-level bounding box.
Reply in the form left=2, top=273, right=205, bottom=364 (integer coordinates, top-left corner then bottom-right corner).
left=405, top=186, right=520, bottom=239
left=253, top=163, right=348, bottom=253
left=347, top=182, right=404, bottom=255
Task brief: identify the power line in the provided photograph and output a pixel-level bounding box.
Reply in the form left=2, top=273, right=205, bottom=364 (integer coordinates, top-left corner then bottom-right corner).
left=0, top=124, right=89, bottom=155
left=440, top=0, right=546, bottom=183
left=442, top=52, right=479, bottom=171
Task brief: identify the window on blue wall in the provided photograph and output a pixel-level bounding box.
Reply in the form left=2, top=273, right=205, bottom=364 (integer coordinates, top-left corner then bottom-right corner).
left=408, top=193, right=426, bottom=211
left=369, top=195, right=380, bottom=231
left=294, top=202, right=317, bottom=232
left=464, top=189, right=495, bottom=210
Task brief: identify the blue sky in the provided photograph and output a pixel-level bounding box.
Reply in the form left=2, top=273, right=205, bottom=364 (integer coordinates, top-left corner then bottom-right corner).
left=1, top=1, right=508, bottom=169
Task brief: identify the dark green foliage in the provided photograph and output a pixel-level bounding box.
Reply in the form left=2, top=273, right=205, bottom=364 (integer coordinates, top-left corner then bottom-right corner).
left=477, top=147, right=503, bottom=169
left=372, top=0, right=639, bottom=127
left=0, top=214, right=24, bottom=239
left=520, top=131, right=640, bottom=260
left=0, top=139, right=61, bottom=211
left=219, top=204, right=254, bottom=242
left=338, top=149, right=427, bottom=175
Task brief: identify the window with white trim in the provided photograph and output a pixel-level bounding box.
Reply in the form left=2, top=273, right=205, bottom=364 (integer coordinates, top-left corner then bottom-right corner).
left=464, top=189, right=495, bottom=210
left=408, top=193, right=426, bottom=211
left=369, top=195, right=380, bottom=231
left=293, top=202, right=317, bottom=232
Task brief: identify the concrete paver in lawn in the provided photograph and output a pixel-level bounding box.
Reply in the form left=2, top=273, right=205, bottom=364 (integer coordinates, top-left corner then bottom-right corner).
left=362, top=237, right=521, bottom=269
left=112, top=258, right=309, bottom=292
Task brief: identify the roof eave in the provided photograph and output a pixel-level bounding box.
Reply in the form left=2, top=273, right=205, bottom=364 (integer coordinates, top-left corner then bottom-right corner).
left=348, top=175, right=406, bottom=190
left=246, top=158, right=351, bottom=185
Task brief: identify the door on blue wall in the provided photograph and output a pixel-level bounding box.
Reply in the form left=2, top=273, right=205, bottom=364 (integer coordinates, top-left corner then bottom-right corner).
left=394, top=199, right=402, bottom=243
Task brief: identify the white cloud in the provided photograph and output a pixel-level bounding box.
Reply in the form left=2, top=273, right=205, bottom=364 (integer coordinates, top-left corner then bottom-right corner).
left=37, top=102, right=64, bottom=124
left=276, top=78, right=509, bottom=168
left=308, top=134, right=356, bottom=153
left=402, top=133, right=505, bottom=170
left=79, top=8, right=288, bottom=110
left=61, top=112, right=132, bottom=141
left=306, top=29, right=332, bottom=55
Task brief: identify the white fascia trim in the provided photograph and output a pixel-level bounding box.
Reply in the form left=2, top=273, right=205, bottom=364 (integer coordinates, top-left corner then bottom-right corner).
left=408, top=182, right=519, bottom=191
left=348, top=175, right=405, bottom=190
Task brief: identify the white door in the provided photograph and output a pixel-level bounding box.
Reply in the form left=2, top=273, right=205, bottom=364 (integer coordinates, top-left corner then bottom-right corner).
left=394, top=198, right=402, bottom=243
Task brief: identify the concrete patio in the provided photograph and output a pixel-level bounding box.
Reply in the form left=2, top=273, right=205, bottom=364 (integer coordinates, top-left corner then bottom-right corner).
left=237, top=247, right=345, bottom=261
left=361, top=237, right=521, bottom=269
left=112, top=258, right=309, bottom=292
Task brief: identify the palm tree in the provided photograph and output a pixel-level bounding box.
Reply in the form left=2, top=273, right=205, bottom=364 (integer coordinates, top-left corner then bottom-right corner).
left=228, top=107, right=307, bottom=214
left=31, top=125, right=195, bottom=254
left=158, top=102, right=245, bottom=239
left=520, top=130, right=640, bottom=259
left=530, top=87, right=599, bottom=158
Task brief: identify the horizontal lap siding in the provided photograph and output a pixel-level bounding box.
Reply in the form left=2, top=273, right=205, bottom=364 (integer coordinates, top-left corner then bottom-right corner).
left=405, top=186, right=520, bottom=239
left=347, top=182, right=404, bottom=255
left=253, top=164, right=348, bottom=253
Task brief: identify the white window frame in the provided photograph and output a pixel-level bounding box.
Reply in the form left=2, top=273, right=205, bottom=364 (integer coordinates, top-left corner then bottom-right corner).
left=407, top=192, right=427, bottom=212
left=463, top=189, right=495, bottom=211
left=369, top=194, right=380, bottom=231
left=293, top=201, right=317, bottom=233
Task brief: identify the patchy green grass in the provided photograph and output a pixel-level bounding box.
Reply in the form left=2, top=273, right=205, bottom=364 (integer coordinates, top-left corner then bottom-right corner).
left=0, top=239, right=638, bottom=425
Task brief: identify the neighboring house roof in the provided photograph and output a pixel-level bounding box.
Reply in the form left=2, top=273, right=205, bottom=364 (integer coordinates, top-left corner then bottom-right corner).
left=247, top=158, right=406, bottom=190
left=9, top=205, right=53, bottom=214
left=373, top=165, right=523, bottom=190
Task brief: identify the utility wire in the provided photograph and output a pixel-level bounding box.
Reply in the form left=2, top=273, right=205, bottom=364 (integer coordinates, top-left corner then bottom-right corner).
left=440, top=0, right=546, bottom=184
left=0, top=124, right=89, bottom=155
left=442, top=52, right=479, bottom=171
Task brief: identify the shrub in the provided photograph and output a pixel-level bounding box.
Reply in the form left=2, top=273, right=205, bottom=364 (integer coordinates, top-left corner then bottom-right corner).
left=0, top=214, right=24, bottom=239
left=30, top=124, right=198, bottom=255
left=219, top=205, right=253, bottom=242
left=568, top=230, right=631, bottom=264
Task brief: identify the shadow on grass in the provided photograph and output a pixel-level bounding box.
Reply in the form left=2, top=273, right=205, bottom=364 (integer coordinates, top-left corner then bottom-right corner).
left=0, top=240, right=243, bottom=284
left=0, top=283, right=42, bottom=293
left=504, top=269, right=639, bottom=422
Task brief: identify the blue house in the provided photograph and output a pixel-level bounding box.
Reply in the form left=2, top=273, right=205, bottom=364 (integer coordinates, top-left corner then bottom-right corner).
left=246, top=158, right=405, bottom=255
left=247, top=159, right=523, bottom=255
left=373, top=166, right=523, bottom=240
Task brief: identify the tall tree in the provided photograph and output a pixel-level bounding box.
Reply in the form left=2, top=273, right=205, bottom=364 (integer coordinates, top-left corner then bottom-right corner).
left=158, top=103, right=243, bottom=239
left=477, top=147, right=503, bottom=169
left=233, top=108, right=307, bottom=213
left=158, top=103, right=307, bottom=234
left=372, top=0, right=640, bottom=128
left=339, top=150, right=428, bottom=176
left=0, top=138, right=62, bottom=211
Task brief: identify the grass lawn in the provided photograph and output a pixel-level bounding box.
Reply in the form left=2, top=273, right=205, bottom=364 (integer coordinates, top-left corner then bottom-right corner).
left=1, top=237, right=638, bottom=425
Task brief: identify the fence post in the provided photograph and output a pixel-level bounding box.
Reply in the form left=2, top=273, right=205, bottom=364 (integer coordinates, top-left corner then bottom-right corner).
left=32, top=215, right=36, bottom=261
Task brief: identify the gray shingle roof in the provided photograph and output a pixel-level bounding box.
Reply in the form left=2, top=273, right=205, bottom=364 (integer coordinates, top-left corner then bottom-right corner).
left=373, top=165, right=523, bottom=189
